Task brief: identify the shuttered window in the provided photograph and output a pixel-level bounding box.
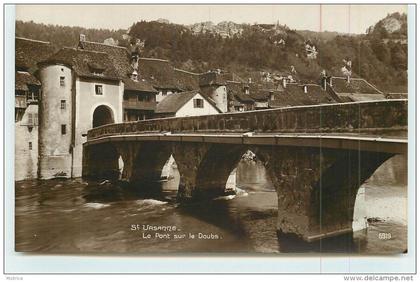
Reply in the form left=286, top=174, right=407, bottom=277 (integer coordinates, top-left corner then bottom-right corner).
left=193, top=98, right=204, bottom=108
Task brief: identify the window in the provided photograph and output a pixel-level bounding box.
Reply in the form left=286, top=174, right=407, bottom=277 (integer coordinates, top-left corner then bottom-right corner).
left=193, top=98, right=204, bottom=108
left=162, top=90, right=167, bottom=96
left=138, top=94, right=150, bottom=102
left=270, top=92, right=275, bottom=101
left=60, top=76, right=65, bottom=86
left=28, top=113, right=33, bottom=125
left=61, top=124, right=66, bottom=135
left=33, top=90, right=39, bottom=101
left=60, top=100, right=66, bottom=110
left=123, top=94, right=128, bottom=100
left=27, top=90, right=39, bottom=101
left=95, top=85, right=103, bottom=95
left=29, top=142, right=32, bottom=150
left=34, top=113, right=38, bottom=125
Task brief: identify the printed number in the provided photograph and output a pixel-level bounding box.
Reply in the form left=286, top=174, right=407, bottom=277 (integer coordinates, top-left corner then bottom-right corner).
left=378, top=233, right=392, bottom=240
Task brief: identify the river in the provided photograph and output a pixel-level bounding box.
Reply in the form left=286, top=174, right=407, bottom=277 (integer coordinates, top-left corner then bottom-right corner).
left=15, top=155, right=407, bottom=254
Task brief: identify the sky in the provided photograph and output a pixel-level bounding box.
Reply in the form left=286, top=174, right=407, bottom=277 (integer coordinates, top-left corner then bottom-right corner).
left=15, top=4, right=407, bottom=34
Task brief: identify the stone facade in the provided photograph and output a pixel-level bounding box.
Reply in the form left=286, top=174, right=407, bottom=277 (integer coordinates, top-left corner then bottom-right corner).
left=72, top=78, right=123, bottom=177
left=15, top=38, right=53, bottom=181
left=37, top=48, right=124, bottom=179
left=83, top=139, right=398, bottom=241
left=200, top=85, right=228, bottom=113
left=38, top=65, right=73, bottom=179
left=15, top=104, right=39, bottom=181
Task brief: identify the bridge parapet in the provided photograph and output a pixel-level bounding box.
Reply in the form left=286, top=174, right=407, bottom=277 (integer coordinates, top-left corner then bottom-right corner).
left=87, top=99, right=408, bottom=141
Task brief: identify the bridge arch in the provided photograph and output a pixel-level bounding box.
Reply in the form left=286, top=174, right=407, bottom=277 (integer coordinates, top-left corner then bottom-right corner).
left=92, top=104, right=115, bottom=128
left=194, top=144, right=248, bottom=199
left=82, top=142, right=120, bottom=180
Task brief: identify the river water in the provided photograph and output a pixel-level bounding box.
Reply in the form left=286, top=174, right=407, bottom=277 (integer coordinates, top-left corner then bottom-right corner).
left=15, top=155, right=407, bottom=254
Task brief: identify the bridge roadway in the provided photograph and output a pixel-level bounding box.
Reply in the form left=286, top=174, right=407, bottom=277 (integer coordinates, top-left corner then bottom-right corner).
left=83, top=99, right=408, bottom=244
left=85, top=132, right=407, bottom=154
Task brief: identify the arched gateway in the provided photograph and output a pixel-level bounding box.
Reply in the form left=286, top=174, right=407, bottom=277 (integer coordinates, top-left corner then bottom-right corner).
left=92, top=105, right=114, bottom=128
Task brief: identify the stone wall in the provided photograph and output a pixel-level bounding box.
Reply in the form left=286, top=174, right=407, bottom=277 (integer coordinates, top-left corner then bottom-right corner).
left=87, top=99, right=407, bottom=141
left=84, top=138, right=396, bottom=241
left=15, top=104, right=38, bottom=181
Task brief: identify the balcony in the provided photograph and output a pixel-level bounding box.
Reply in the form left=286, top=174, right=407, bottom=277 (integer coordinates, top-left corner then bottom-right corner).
left=15, top=95, right=27, bottom=109
left=123, top=100, right=156, bottom=111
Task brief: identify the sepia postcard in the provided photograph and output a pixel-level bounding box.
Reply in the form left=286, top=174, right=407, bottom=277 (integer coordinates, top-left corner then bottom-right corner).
left=4, top=3, right=416, bottom=275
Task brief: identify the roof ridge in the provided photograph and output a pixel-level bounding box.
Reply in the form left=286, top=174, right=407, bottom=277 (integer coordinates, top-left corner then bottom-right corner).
left=66, top=47, right=108, bottom=55
left=174, top=68, right=201, bottom=75
left=170, top=90, right=199, bottom=95
left=139, top=57, right=170, bottom=63
left=303, top=83, right=322, bottom=86
left=331, top=76, right=383, bottom=94
left=359, top=79, right=384, bottom=94
left=332, top=76, right=362, bottom=81
left=16, top=36, right=51, bottom=44
left=83, top=40, right=128, bottom=50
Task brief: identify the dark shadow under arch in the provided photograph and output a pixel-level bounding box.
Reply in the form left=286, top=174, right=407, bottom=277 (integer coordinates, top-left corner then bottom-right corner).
left=92, top=105, right=114, bottom=128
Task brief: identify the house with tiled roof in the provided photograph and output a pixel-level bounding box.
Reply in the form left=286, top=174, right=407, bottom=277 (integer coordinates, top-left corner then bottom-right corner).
left=269, top=83, right=338, bottom=108
left=15, top=37, right=55, bottom=181
left=15, top=37, right=54, bottom=119
left=36, top=45, right=125, bottom=179
left=77, top=36, right=158, bottom=121
left=174, top=68, right=200, bottom=91
left=225, top=76, right=341, bottom=112
left=326, top=76, right=386, bottom=102
left=226, top=81, right=254, bottom=112
left=138, top=58, right=201, bottom=103
left=155, top=90, right=221, bottom=118
left=77, top=36, right=204, bottom=119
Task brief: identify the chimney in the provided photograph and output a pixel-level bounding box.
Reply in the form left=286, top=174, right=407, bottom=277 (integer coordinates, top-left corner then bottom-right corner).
left=248, top=77, right=252, bottom=84
left=79, top=34, right=86, bottom=43
left=303, top=85, right=308, bottom=94
left=131, top=70, right=138, bottom=81
left=269, top=91, right=275, bottom=101
left=321, top=76, right=327, bottom=91
left=244, top=85, right=250, bottom=95
left=346, top=75, right=351, bottom=83
left=282, top=78, right=287, bottom=89
left=327, top=76, right=333, bottom=87
left=131, top=53, right=140, bottom=77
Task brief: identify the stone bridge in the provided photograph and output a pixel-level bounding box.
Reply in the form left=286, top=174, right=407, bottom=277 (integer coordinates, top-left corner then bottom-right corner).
left=83, top=99, right=408, bottom=242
